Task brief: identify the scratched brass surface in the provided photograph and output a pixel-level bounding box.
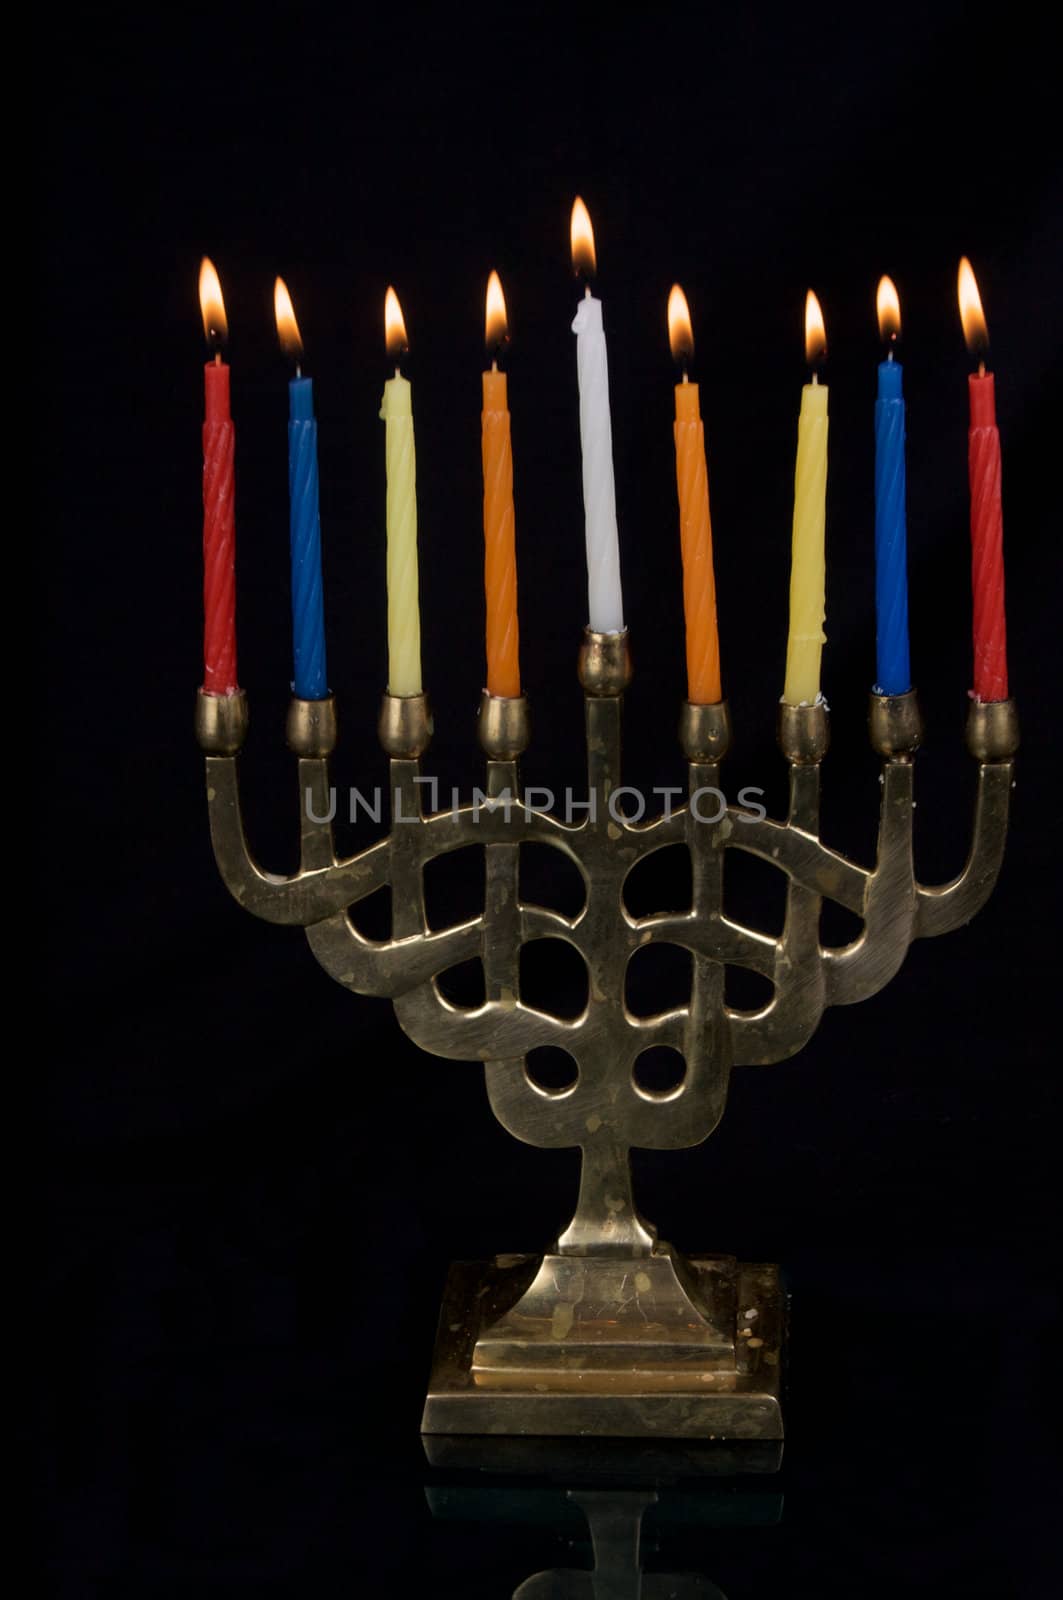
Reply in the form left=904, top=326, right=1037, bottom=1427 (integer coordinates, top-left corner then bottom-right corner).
left=421, top=1255, right=785, bottom=1440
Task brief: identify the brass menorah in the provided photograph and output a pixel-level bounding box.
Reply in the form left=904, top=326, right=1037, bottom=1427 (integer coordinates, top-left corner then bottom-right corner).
left=196, top=629, right=1017, bottom=1440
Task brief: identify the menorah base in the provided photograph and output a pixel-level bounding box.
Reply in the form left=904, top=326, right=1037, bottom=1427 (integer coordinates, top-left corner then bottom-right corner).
left=421, top=1252, right=786, bottom=1440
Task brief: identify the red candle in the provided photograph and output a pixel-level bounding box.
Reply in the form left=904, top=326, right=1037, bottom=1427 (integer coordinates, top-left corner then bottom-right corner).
left=958, top=257, right=1007, bottom=703
left=199, top=258, right=238, bottom=696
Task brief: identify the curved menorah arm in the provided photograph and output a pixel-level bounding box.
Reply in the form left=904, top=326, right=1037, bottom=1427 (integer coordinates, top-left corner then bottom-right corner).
left=643, top=906, right=778, bottom=977
left=914, top=760, right=1013, bottom=938
left=726, top=817, right=868, bottom=914
left=823, top=758, right=917, bottom=1006
left=393, top=983, right=577, bottom=1060
left=824, top=737, right=1012, bottom=1006
left=306, top=913, right=485, bottom=998
left=205, top=753, right=394, bottom=924
left=730, top=698, right=1016, bottom=1052
left=728, top=758, right=827, bottom=1067
left=205, top=720, right=556, bottom=930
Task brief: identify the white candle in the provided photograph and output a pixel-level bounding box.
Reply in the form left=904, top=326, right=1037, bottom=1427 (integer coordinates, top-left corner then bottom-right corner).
left=571, top=199, right=624, bottom=634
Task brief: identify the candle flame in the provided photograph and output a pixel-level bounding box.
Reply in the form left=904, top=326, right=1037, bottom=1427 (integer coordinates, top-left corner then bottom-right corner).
left=805, top=288, right=827, bottom=368
left=485, top=269, right=508, bottom=354
left=667, top=283, right=694, bottom=367
left=957, top=256, right=989, bottom=359
left=385, top=285, right=409, bottom=363
left=876, top=275, right=901, bottom=344
left=198, top=256, right=228, bottom=348
left=273, top=276, right=304, bottom=361
left=570, top=196, right=597, bottom=279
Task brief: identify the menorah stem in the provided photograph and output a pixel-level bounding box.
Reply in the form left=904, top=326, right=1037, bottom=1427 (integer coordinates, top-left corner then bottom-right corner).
left=389, top=757, right=428, bottom=938
left=585, top=694, right=622, bottom=812
left=477, top=700, right=528, bottom=1127
left=689, top=759, right=724, bottom=906
left=579, top=628, right=631, bottom=811
left=298, top=758, right=335, bottom=869
left=683, top=748, right=733, bottom=1120
left=482, top=753, right=521, bottom=999
left=290, top=695, right=337, bottom=875
left=556, top=1137, right=655, bottom=1256
left=787, top=758, right=821, bottom=832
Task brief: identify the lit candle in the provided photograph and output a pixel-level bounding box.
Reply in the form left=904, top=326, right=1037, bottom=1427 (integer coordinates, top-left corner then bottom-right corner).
left=782, top=291, right=829, bottom=707
left=570, top=197, right=624, bottom=634
left=198, top=258, right=238, bottom=696
left=667, top=284, right=721, bottom=705
left=958, top=257, right=1008, bottom=703
left=873, top=275, right=911, bottom=695
left=380, top=287, right=422, bottom=697
left=481, top=271, right=520, bottom=698
left=275, top=278, right=327, bottom=701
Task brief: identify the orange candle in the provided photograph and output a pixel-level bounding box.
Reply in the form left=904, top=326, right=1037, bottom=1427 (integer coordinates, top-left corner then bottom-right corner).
left=668, top=285, right=721, bottom=705
left=481, top=271, right=520, bottom=698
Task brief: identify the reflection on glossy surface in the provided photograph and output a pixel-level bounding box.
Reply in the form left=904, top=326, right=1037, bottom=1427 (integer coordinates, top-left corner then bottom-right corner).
left=513, top=1490, right=727, bottom=1598
left=426, top=1436, right=782, bottom=1599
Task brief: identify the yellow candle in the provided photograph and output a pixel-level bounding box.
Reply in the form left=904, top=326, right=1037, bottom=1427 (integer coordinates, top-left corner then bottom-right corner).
left=783, top=291, right=829, bottom=706
left=380, top=287, right=422, bottom=696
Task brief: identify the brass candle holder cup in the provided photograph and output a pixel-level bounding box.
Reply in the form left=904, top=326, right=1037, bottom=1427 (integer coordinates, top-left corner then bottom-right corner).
left=197, top=631, right=1016, bottom=1441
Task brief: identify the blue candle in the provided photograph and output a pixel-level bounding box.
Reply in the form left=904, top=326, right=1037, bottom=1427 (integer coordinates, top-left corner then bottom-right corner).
left=288, top=375, right=328, bottom=699
left=873, top=279, right=911, bottom=695
left=275, top=277, right=327, bottom=700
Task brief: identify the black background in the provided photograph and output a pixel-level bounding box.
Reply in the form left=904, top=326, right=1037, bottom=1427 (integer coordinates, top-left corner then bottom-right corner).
left=43, top=5, right=1060, bottom=1594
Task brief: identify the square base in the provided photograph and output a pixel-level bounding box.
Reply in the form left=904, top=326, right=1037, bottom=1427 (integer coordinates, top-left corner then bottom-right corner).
left=421, top=1254, right=786, bottom=1441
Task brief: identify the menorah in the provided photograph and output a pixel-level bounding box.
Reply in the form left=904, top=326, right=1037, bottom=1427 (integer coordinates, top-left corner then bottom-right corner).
left=196, top=629, right=1016, bottom=1440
